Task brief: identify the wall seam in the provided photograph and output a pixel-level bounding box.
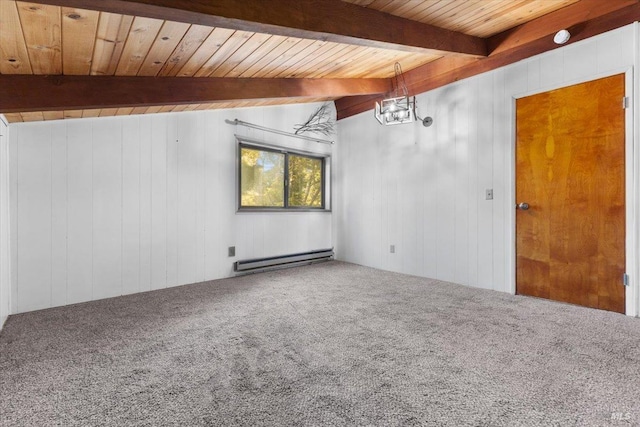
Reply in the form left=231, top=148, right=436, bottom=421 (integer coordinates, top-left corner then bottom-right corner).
left=64, top=121, right=68, bottom=305
left=121, top=121, right=124, bottom=296
left=15, top=127, right=19, bottom=312
left=50, top=123, right=53, bottom=307
left=138, top=118, right=141, bottom=294
left=90, top=124, right=94, bottom=301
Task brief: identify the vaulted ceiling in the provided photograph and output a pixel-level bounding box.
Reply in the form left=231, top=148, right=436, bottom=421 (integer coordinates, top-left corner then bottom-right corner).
left=0, top=0, right=638, bottom=123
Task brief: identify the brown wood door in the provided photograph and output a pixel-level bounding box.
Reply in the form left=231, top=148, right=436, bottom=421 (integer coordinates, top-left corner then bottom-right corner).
left=516, top=74, right=626, bottom=313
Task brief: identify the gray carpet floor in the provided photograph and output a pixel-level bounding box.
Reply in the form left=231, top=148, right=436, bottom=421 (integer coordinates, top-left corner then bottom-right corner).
left=1, top=261, right=640, bottom=426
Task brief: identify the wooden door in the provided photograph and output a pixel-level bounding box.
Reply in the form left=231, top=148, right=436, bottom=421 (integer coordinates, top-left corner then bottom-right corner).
left=515, top=74, right=626, bottom=313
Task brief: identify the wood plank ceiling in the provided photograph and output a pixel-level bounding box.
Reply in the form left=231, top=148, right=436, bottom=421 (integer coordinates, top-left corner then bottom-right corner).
left=0, top=0, right=636, bottom=123
left=344, top=0, right=578, bottom=38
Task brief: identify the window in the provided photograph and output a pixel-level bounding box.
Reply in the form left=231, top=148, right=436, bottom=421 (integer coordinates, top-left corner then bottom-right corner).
left=239, top=143, right=327, bottom=210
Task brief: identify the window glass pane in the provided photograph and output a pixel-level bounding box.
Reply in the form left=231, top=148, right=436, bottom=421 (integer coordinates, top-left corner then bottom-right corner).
left=288, top=155, right=323, bottom=208
left=240, top=147, right=285, bottom=207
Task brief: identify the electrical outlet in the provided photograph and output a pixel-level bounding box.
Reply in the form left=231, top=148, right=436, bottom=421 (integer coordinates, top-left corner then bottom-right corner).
left=390, top=245, right=395, bottom=254
left=228, top=246, right=236, bottom=257
left=486, top=189, right=494, bottom=200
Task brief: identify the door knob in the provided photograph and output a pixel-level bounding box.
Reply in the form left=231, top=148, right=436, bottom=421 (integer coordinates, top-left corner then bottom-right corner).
left=516, top=202, right=530, bottom=210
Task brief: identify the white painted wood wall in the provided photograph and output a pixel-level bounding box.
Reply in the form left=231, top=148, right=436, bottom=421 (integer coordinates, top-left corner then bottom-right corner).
left=4, top=24, right=639, bottom=317
left=0, top=116, right=10, bottom=329
left=336, top=25, right=637, bottom=297
left=9, top=103, right=333, bottom=314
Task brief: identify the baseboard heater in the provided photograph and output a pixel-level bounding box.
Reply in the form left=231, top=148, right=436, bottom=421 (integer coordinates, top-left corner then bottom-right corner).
left=234, top=248, right=334, bottom=274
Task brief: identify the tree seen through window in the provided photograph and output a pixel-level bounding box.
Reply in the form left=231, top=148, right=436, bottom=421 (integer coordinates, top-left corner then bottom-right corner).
left=240, top=145, right=325, bottom=209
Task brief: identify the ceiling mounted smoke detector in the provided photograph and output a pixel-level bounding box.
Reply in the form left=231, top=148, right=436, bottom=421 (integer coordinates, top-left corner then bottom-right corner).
left=553, top=29, right=570, bottom=45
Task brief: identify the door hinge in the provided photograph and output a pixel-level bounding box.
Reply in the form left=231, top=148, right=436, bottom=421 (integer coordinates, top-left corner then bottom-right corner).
left=623, top=273, right=630, bottom=287
left=623, top=97, right=630, bottom=109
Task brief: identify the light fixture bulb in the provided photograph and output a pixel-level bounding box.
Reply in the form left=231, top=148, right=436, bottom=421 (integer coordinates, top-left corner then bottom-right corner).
left=553, top=29, right=570, bottom=45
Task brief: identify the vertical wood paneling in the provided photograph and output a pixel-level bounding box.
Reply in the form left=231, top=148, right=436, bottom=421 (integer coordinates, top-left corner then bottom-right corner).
left=491, top=68, right=507, bottom=292
left=252, top=215, right=265, bottom=259
left=539, top=48, right=564, bottom=89
left=176, top=114, right=198, bottom=285
left=122, top=118, right=141, bottom=295
left=236, top=215, right=252, bottom=260
left=466, top=78, right=479, bottom=288
left=384, top=129, right=400, bottom=272
left=50, top=121, right=67, bottom=307
left=351, top=121, right=371, bottom=266
left=371, top=126, right=385, bottom=269
left=17, top=124, right=52, bottom=312
left=165, top=117, right=178, bottom=287
left=0, top=119, right=11, bottom=329
left=617, top=25, right=634, bottom=71
left=150, top=115, right=167, bottom=290
left=434, top=85, right=456, bottom=282
left=66, top=121, right=93, bottom=303
left=397, top=126, right=420, bottom=275
left=334, top=122, right=346, bottom=261
left=476, top=72, right=494, bottom=290
left=596, top=30, right=623, bottom=73
left=195, top=114, right=206, bottom=282
left=9, top=125, right=18, bottom=313
left=419, top=94, right=437, bottom=279
left=351, top=123, right=360, bottom=267
left=139, top=118, right=152, bottom=291
left=563, top=38, right=598, bottom=83
left=351, top=123, right=365, bottom=266
left=454, top=83, right=470, bottom=286
left=371, top=126, right=383, bottom=268
left=203, top=114, right=219, bottom=278
left=527, top=59, right=541, bottom=92
left=92, top=120, right=122, bottom=300
left=363, top=124, right=379, bottom=267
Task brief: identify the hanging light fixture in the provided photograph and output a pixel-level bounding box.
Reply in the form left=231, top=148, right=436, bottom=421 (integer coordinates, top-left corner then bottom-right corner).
left=375, top=62, right=434, bottom=127
left=375, top=62, right=416, bottom=125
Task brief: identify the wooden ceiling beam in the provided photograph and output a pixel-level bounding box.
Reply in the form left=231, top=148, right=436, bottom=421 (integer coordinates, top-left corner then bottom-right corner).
left=487, top=0, right=637, bottom=56
left=336, top=0, right=640, bottom=120
left=0, top=75, right=391, bottom=113
left=28, top=0, right=487, bottom=57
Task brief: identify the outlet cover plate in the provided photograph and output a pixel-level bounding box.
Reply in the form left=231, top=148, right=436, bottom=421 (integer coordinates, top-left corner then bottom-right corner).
left=486, top=189, right=493, bottom=200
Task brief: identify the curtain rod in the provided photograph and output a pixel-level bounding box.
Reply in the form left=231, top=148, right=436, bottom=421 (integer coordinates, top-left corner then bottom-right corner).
left=225, top=119, right=334, bottom=145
